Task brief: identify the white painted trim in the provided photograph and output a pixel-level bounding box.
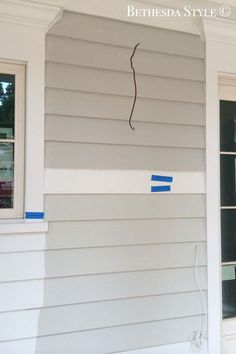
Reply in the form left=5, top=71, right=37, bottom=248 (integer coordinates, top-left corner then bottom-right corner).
left=24, top=0, right=236, bottom=35
left=118, top=340, right=208, bottom=354
left=0, top=1, right=61, bottom=219
left=45, top=169, right=205, bottom=195
left=0, top=0, right=62, bottom=29
left=222, top=334, right=236, bottom=354
left=202, top=17, right=236, bottom=44
left=201, top=16, right=236, bottom=354
left=219, top=85, right=236, bottom=101
left=27, top=0, right=199, bottom=34
left=219, top=75, right=236, bottom=86
left=223, top=319, right=236, bottom=337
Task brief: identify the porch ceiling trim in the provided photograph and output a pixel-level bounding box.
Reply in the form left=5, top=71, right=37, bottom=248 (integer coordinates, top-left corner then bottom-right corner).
left=0, top=0, right=62, bottom=29
left=21, top=0, right=236, bottom=35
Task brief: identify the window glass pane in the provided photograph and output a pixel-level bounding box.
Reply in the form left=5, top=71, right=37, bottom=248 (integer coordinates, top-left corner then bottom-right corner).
left=221, top=210, right=236, bottom=262
left=222, top=265, right=236, bottom=319
left=220, top=155, right=236, bottom=206
left=220, top=100, right=236, bottom=152
left=0, top=143, right=14, bottom=208
left=0, top=73, right=15, bottom=139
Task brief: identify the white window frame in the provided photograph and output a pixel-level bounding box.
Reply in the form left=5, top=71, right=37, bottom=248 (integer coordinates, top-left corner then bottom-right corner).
left=0, top=62, right=25, bottom=219
left=202, top=17, right=236, bottom=354
left=0, top=0, right=61, bottom=223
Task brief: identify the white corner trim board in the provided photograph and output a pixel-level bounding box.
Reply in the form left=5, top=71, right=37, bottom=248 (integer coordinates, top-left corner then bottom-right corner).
left=45, top=169, right=205, bottom=194
left=118, top=340, right=208, bottom=354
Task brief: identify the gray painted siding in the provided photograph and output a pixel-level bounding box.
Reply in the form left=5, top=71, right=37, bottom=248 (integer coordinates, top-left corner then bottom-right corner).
left=0, top=292, right=205, bottom=341
left=44, top=13, right=206, bottom=353
left=0, top=218, right=205, bottom=251
left=46, top=89, right=204, bottom=125
left=45, top=143, right=205, bottom=170
left=46, top=62, right=204, bottom=102
left=45, top=116, right=205, bottom=148
left=48, top=12, right=204, bottom=58
left=46, top=12, right=206, bottom=354
left=0, top=316, right=205, bottom=354
left=44, top=218, right=207, bottom=248
left=0, top=243, right=206, bottom=282
left=45, top=194, right=205, bottom=220
left=0, top=12, right=206, bottom=353
left=0, top=267, right=206, bottom=312
left=46, top=35, right=204, bottom=81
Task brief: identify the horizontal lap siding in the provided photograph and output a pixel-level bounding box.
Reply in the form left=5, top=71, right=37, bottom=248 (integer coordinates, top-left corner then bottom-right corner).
left=45, top=116, right=205, bottom=148
left=45, top=12, right=206, bottom=354
left=0, top=243, right=206, bottom=282
left=0, top=292, right=205, bottom=341
left=46, top=218, right=206, bottom=248
left=46, top=35, right=204, bottom=81
left=49, top=12, right=204, bottom=58
left=46, top=62, right=204, bottom=103
left=0, top=267, right=207, bottom=312
left=45, top=194, right=205, bottom=221
left=46, top=88, right=204, bottom=125
left=0, top=316, right=204, bottom=354
left=45, top=143, right=204, bottom=170
left=0, top=232, right=46, bottom=252
left=1, top=12, right=206, bottom=353
left=0, top=218, right=205, bottom=252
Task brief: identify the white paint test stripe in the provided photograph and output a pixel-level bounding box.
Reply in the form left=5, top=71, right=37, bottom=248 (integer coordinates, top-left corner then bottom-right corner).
left=45, top=169, right=205, bottom=194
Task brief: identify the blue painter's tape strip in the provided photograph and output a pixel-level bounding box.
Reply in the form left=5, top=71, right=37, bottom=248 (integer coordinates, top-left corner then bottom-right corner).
left=25, top=212, right=44, bottom=220
left=151, top=185, right=171, bottom=192
left=151, top=175, right=173, bottom=183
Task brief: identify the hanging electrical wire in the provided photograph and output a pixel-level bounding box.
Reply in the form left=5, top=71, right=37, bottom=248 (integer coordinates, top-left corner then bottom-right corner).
left=129, top=42, right=140, bottom=130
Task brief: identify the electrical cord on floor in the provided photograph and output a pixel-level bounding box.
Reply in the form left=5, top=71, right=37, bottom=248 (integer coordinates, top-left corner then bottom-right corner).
left=188, top=244, right=207, bottom=351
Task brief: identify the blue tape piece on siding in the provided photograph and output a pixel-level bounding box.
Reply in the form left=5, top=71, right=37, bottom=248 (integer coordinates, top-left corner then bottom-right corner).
left=151, top=185, right=171, bottom=192
left=151, top=175, right=173, bottom=183
left=25, top=212, right=44, bottom=220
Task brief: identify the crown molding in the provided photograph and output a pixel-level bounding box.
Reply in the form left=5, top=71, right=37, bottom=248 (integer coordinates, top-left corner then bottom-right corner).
left=201, top=17, right=236, bottom=44
left=0, top=0, right=63, bottom=29
left=29, top=0, right=236, bottom=36
left=4, top=0, right=236, bottom=37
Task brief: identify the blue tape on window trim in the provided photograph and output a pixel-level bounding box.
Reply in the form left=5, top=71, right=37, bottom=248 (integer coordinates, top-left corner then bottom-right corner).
left=25, top=212, right=44, bottom=220
left=151, top=175, right=173, bottom=183
left=151, top=185, right=171, bottom=192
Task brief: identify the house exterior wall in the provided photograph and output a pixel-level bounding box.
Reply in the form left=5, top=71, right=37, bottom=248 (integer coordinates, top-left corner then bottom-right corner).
left=0, top=10, right=207, bottom=354
left=42, top=12, right=207, bottom=353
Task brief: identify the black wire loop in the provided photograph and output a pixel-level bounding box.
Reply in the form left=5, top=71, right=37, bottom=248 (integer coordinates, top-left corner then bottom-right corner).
left=129, top=42, right=140, bottom=130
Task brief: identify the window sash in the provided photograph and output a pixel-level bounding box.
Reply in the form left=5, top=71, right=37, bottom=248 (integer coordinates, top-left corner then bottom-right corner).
left=0, top=62, right=25, bottom=218
left=220, top=92, right=236, bottom=320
